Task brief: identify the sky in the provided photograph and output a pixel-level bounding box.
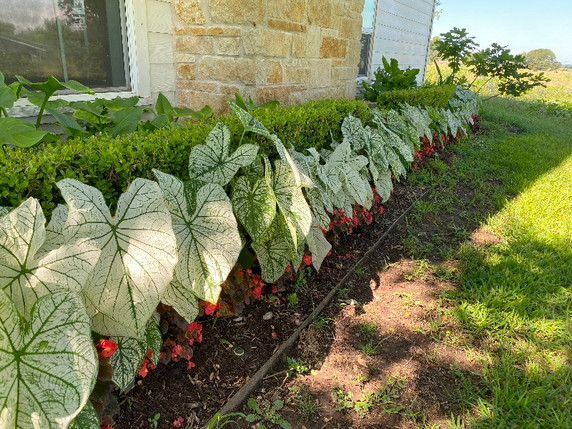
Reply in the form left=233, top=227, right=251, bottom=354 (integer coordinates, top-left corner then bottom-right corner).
left=431, top=0, right=572, bottom=64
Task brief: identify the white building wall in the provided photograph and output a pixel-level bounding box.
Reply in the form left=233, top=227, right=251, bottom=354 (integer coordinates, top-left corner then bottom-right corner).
left=370, top=0, right=435, bottom=83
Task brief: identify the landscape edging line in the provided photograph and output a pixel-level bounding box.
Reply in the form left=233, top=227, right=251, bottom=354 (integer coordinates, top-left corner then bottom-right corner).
left=205, top=187, right=431, bottom=426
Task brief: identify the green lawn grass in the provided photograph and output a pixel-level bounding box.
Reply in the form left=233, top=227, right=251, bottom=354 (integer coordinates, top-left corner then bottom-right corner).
left=408, top=96, right=571, bottom=428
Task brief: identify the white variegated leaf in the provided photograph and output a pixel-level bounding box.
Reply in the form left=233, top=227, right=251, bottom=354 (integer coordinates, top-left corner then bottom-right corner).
left=306, top=223, right=331, bottom=271
left=0, top=291, right=97, bottom=429
left=188, top=122, right=258, bottom=186
left=146, top=321, right=163, bottom=367
left=231, top=175, right=276, bottom=244
left=228, top=102, right=272, bottom=138
left=0, top=198, right=100, bottom=320
left=340, top=165, right=373, bottom=210
left=305, top=188, right=331, bottom=230
left=41, top=204, right=68, bottom=255
left=154, top=170, right=241, bottom=304
left=341, top=115, right=366, bottom=151
left=289, top=148, right=315, bottom=188
left=272, top=160, right=312, bottom=263
left=109, top=336, right=146, bottom=393
left=161, top=278, right=200, bottom=325
left=271, top=135, right=303, bottom=187
left=0, top=206, right=12, bottom=216
left=251, top=219, right=291, bottom=283
left=400, top=103, right=432, bottom=139
left=57, top=178, right=178, bottom=338
left=373, top=169, right=393, bottom=203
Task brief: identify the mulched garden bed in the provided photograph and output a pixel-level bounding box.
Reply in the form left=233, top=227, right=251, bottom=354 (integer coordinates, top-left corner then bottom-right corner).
left=114, top=147, right=463, bottom=429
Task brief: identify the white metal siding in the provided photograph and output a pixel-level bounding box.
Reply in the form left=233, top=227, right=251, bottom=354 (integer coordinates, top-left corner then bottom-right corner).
left=370, top=0, right=435, bottom=83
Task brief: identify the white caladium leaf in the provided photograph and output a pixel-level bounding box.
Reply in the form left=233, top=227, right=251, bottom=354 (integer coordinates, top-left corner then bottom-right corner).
left=161, top=278, right=199, bottom=325
left=373, top=119, right=414, bottom=164
left=341, top=115, right=366, bottom=151
left=70, top=401, right=99, bottom=429
left=323, top=141, right=372, bottom=209
left=289, top=148, right=315, bottom=188
left=228, top=102, right=272, bottom=139
left=271, top=135, right=303, bottom=187
left=251, top=219, right=291, bottom=283
left=146, top=321, right=163, bottom=367
left=372, top=167, right=393, bottom=203
left=0, top=198, right=100, bottom=320
left=306, top=223, right=331, bottom=271
left=154, top=169, right=241, bottom=304
left=0, top=291, right=97, bottom=429
left=441, top=108, right=465, bottom=136
left=109, top=335, right=146, bottom=393
left=41, top=204, right=69, bottom=255
left=400, top=103, right=432, bottom=139
left=57, top=178, right=178, bottom=338
left=305, top=188, right=331, bottom=230
left=188, top=122, right=259, bottom=186
left=380, top=109, right=419, bottom=151
left=272, top=160, right=312, bottom=263
left=231, top=175, right=276, bottom=244
left=0, top=206, right=12, bottom=216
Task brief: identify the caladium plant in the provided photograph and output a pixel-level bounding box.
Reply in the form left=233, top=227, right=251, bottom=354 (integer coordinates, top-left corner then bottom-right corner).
left=0, top=291, right=98, bottom=429
left=56, top=178, right=178, bottom=338
left=153, top=169, right=242, bottom=309
left=0, top=198, right=100, bottom=320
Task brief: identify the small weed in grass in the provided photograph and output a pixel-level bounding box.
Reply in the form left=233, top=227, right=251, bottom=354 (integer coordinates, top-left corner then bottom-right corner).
left=337, top=287, right=350, bottom=299
left=358, top=321, right=377, bottom=338
left=360, top=341, right=379, bottom=356
left=147, top=413, right=160, bottom=429
left=294, top=394, right=320, bottom=421
left=245, top=398, right=291, bottom=429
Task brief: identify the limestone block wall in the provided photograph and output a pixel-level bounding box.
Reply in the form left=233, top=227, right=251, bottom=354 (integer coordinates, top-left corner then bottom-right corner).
left=173, top=0, right=364, bottom=114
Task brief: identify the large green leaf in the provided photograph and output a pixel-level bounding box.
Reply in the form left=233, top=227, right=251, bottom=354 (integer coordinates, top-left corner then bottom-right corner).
left=0, top=198, right=100, bottom=320
left=231, top=175, right=276, bottom=244
left=0, top=86, right=17, bottom=110
left=0, top=117, right=47, bottom=147
left=188, top=122, right=258, bottom=186
left=0, top=291, right=98, bottom=429
left=251, top=218, right=291, bottom=283
left=57, top=179, right=178, bottom=338
left=154, top=170, right=242, bottom=304
left=109, top=335, right=146, bottom=393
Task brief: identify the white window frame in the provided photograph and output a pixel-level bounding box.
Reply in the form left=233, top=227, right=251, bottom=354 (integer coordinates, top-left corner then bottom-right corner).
left=7, top=0, right=152, bottom=118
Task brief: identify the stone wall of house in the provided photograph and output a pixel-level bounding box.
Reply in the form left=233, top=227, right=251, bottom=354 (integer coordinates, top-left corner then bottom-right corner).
left=173, top=0, right=364, bottom=114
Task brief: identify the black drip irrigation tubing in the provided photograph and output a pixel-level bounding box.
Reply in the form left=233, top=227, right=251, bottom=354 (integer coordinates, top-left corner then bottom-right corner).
left=205, top=187, right=431, bottom=426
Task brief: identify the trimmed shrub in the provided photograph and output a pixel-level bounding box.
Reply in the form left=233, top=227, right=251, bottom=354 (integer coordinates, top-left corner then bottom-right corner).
left=376, top=85, right=457, bottom=110
left=0, top=98, right=369, bottom=215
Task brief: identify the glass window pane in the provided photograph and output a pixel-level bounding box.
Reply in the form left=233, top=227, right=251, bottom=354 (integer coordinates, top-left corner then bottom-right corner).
left=0, top=0, right=128, bottom=90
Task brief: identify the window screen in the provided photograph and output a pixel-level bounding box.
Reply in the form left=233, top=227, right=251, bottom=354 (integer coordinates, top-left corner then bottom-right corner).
left=0, top=0, right=128, bottom=90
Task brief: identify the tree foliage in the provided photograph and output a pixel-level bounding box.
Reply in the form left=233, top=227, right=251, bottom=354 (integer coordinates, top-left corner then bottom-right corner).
left=524, top=49, right=561, bottom=70
left=433, top=27, right=548, bottom=98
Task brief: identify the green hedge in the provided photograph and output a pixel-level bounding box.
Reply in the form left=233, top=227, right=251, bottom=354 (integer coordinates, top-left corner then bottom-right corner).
left=376, top=85, right=456, bottom=110
left=0, top=98, right=369, bottom=215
